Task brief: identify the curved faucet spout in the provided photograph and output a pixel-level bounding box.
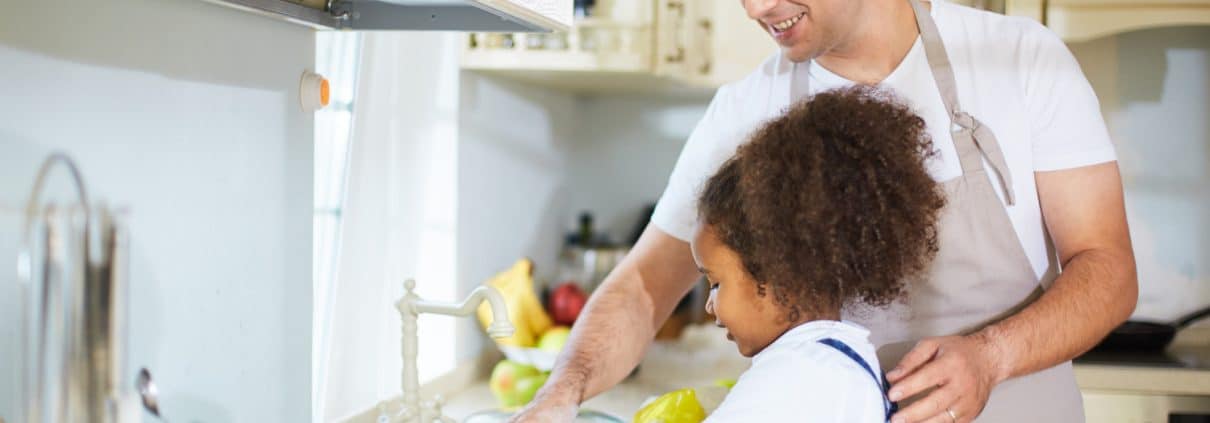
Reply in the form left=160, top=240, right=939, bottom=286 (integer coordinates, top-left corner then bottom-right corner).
left=394, top=279, right=517, bottom=422
left=408, top=284, right=515, bottom=338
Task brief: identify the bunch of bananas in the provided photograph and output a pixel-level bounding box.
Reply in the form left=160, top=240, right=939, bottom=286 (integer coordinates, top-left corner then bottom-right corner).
left=476, top=258, right=554, bottom=347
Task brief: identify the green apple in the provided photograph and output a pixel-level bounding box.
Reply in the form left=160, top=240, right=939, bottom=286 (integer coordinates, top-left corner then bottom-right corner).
left=489, top=359, right=540, bottom=408
left=537, top=326, right=572, bottom=353
left=513, top=372, right=550, bottom=407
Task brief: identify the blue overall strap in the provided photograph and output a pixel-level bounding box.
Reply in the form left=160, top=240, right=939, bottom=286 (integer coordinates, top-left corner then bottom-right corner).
left=818, top=338, right=899, bottom=422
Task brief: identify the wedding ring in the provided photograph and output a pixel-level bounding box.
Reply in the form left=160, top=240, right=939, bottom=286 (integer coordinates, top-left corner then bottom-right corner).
left=946, top=408, right=958, bottom=422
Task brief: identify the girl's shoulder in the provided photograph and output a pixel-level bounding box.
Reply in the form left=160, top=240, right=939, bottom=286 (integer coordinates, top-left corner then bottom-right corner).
left=706, top=345, right=886, bottom=422
left=750, top=336, right=872, bottom=377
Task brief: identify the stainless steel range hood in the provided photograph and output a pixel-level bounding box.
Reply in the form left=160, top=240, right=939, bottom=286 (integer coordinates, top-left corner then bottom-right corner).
left=208, top=0, right=571, bottom=32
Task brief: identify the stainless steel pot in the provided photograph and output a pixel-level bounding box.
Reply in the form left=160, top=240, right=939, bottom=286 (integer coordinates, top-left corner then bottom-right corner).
left=557, top=244, right=628, bottom=293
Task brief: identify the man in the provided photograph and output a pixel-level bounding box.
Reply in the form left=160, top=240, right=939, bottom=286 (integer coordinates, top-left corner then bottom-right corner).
left=512, top=0, right=1137, bottom=421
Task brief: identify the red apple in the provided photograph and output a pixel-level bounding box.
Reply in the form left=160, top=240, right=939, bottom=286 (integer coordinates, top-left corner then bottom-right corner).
left=548, top=283, right=587, bottom=326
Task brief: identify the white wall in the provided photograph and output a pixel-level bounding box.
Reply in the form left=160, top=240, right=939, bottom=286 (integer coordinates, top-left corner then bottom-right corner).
left=554, top=27, right=1210, bottom=326
left=0, top=0, right=314, bottom=420
left=316, top=31, right=466, bottom=422
left=566, top=96, right=708, bottom=244
left=455, top=73, right=580, bottom=358
left=452, top=26, right=1210, bottom=349
left=549, top=28, right=1210, bottom=329
left=454, top=75, right=711, bottom=356
left=1069, top=26, right=1210, bottom=323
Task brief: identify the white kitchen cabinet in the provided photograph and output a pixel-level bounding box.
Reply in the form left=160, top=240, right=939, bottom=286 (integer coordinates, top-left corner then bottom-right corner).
left=1004, top=0, right=1210, bottom=42
left=1081, top=390, right=1210, bottom=422
left=461, top=0, right=774, bottom=96
left=651, top=0, right=774, bottom=88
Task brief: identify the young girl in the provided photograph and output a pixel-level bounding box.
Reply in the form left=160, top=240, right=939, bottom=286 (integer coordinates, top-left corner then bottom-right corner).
left=693, top=87, right=945, bottom=422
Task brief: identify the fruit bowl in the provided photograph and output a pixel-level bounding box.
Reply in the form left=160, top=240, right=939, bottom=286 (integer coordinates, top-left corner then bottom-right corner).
left=474, top=259, right=579, bottom=372
left=492, top=326, right=571, bottom=371
left=498, top=345, right=560, bottom=371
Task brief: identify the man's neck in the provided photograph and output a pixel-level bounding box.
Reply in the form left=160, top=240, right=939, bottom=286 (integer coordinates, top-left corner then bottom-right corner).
left=814, top=0, right=926, bottom=85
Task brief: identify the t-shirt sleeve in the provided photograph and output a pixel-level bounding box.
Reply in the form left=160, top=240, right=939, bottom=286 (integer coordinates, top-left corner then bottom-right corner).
left=702, top=348, right=883, bottom=423
left=1020, top=22, right=1117, bottom=171
left=650, top=85, right=739, bottom=242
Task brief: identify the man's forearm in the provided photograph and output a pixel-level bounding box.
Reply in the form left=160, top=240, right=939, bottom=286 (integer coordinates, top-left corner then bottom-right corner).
left=976, top=247, right=1137, bottom=383
left=542, top=271, right=660, bottom=404
left=533, top=227, right=702, bottom=406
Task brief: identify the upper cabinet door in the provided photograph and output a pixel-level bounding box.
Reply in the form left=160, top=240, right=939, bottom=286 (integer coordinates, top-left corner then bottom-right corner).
left=459, top=0, right=774, bottom=95
left=1005, top=0, right=1210, bottom=41
left=654, top=0, right=776, bottom=88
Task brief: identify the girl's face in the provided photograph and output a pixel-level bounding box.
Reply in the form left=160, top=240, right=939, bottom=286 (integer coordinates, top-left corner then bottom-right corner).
left=691, top=224, right=793, bottom=357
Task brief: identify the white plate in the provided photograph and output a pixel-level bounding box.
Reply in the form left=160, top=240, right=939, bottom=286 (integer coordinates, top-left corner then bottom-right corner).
left=498, top=346, right=559, bottom=371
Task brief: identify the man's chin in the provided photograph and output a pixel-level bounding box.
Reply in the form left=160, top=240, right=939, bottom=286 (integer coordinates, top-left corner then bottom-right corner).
left=783, top=46, right=815, bottom=63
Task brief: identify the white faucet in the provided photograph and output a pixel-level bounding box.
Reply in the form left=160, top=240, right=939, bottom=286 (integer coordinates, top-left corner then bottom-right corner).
left=382, top=279, right=515, bottom=423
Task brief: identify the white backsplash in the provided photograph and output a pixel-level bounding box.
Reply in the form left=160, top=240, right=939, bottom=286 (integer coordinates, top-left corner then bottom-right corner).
left=453, top=78, right=712, bottom=360
left=1069, top=26, right=1210, bottom=323
left=462, top=25, right=1210, bottom=330
left=453, top=26, right=1210, bottom=359
left=0, top=0, right=314, bottom=419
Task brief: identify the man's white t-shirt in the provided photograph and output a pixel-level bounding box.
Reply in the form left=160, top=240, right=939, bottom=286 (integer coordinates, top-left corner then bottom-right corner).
left=651, top=0, right=1117, bottom=280
left=704, top=321, right=888, bottom=423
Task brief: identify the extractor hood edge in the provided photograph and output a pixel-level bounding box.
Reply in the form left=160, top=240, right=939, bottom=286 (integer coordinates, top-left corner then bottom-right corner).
left=203, top=0, right=570, bottom=32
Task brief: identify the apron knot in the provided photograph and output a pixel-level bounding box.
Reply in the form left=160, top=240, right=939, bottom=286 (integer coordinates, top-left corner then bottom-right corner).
left=953, top=111, right=979, bottom=132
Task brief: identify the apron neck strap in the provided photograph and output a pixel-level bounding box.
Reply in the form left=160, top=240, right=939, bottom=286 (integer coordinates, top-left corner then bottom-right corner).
left=908, top=0, right=1017, bottom=204
left=791, top=0, right=963, bottom=120
left=907, top=0, right=962, bottom=119
left=788, top=0, right=1017, bottom=205
left=909, top=0, right=1016, bottom=205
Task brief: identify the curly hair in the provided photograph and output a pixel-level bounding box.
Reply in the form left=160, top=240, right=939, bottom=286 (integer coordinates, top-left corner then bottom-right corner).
left=698, top=86, right=945, bottom=322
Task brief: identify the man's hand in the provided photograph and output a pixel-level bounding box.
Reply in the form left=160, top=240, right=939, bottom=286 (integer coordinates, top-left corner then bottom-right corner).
left=885, top=332, right=1009, bottom=423
left=887, top=163, right=1135, bottom=422
left=507, top=372, right=584, bottom=423
left=506, top=397, right=579, bottom=423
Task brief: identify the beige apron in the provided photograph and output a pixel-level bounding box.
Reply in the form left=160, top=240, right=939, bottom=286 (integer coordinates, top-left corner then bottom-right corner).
left=790, top=0, right=1086, bottom=420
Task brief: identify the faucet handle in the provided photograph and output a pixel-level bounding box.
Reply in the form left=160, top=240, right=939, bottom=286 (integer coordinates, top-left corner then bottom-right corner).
left=404, top=279, right=417, bottom=293
left=376, top=400, right=393, bottom=423
left=422, top=395, right=450, bottom=423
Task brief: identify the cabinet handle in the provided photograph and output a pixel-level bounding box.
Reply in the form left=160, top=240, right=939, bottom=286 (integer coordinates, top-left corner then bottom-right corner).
left=666, top=47, right=685, bottom=63
left=664, top=0, right=686, bottom=63
left=696, top=19, right=712, bottom=75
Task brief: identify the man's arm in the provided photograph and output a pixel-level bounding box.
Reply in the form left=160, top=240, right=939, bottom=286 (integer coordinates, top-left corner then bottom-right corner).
left=985, top=162, right=1138, bottom=377
left=509, top=226, right=702, bottom=422
left=886, top=162, right=1137, bottom=423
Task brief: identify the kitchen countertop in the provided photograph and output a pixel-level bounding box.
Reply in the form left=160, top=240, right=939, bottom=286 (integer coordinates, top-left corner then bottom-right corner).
left=1074, top=362, right=1210, bottom=396
left=441, top=331, right=1210, bottom=419
left=343, top=325, right=1210, bottom=422
left=1072, top=326, right=1210, bottom=396
left=341, top=324, right=750, bottom=422
left=438, top=379, right=663, bottom=421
